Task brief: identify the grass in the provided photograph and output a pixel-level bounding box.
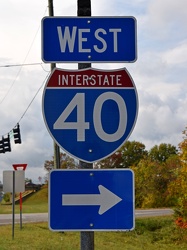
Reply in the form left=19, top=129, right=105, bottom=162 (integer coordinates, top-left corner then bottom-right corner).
left=0, top=217, right=187, bottom=250
left=0, top=185, right=48, bottom=214
left=1, top=186, right=187, bottom=249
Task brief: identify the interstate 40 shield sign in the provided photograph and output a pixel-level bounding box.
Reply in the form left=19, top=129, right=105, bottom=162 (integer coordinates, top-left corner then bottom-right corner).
left=42, top=68, right=138, bottom=163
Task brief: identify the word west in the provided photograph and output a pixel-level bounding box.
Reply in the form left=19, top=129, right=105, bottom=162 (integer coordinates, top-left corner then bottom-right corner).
left=57, top=26, right=122, bottom=54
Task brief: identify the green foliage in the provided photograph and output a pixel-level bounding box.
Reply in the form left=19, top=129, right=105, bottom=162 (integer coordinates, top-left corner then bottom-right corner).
left=3, top=193, right=11, bottom=202
left=120, top=141, right=148, bottom=167
left=24, top=185, right=48, bottom=204
left=170, top=163, right=187, bottom=220
left=0, top=186, right=48, bottom=214
left=169, top=127, right=187, bottom=222
left=148, top=143, right=177, bottom=163
left=25, top=178, right=32, bottom=183
left=136, top=217, right=169, bottom=232
left=96, top=140, right=147, bottom=168
left=95, top=150, right=123, bottom=168
left=44, top=152, right=78, bottom=172
left=133, top=154, right=180, bottom=208
left=94, top=139, right=180, bottom=209
left=41, top=126, right=187, bottom=216
left=1, top=217, right=187, bottom=250
left=179, top=127, right=187, bottom=162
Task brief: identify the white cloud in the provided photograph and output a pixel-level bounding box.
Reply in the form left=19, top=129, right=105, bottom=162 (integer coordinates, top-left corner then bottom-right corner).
left=163, top=40, right=187, bottom=65
left=146, top=0, right=187, bottom=41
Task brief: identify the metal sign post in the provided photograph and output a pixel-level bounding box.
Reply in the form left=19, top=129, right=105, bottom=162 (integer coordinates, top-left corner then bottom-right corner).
left=48, top=0, right=61, bottom=170
left=12, top=171, right=15, bottom=240
left=78, top=1, right=94, bottom=249
left=3, top=170, right=25, bottom=239
left=12, top=164, right=27, bottom=230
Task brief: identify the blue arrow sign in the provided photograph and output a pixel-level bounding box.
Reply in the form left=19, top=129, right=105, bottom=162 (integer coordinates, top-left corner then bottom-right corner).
left=42, top=67, right=138, bottom=163
left=49, top=169, right=135, bottom=231
left=42, top=16, right=137, bottom=63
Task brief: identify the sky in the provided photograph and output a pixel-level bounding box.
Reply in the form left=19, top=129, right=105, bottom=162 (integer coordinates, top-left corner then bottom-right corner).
left=0, top=0, right=187, bottom=183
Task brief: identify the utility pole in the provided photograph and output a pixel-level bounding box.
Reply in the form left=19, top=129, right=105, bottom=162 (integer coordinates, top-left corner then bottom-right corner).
left=78, top=2, right=94, bottom=250
left=48, top=0, right=61, bottom=169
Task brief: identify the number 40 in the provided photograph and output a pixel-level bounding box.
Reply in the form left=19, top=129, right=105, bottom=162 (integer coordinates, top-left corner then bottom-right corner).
left=54, top=92, right=127, bottom=142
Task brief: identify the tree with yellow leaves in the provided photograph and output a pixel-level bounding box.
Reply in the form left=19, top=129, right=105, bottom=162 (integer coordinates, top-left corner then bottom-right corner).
left=169, top=127, right=187, bottom=226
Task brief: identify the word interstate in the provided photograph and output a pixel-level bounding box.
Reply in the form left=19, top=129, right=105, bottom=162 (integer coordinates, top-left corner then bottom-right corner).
left=58, top=73, right=122, bottom=87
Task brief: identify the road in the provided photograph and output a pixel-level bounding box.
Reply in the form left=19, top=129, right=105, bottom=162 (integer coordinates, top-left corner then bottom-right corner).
left=135, top=208, right=174, bottom=218
left=0, top=209, right=174, bottom=225
left=0, top=213, right=48, bottom=225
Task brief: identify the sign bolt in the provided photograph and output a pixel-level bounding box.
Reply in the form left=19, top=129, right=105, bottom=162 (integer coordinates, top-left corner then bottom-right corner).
left=90, top=223, right=94, bottom=227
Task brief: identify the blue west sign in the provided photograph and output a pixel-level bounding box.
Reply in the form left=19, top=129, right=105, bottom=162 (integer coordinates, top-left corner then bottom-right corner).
left=42, top=67, right=138, bottom=163
left=42, top=16, right=137, bottom=63
left=49, top=169, right=135, bottom=231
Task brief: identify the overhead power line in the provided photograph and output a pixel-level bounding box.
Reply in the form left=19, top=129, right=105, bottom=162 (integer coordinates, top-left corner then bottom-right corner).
left=0, top=62, right=45, bottom=68
left=0, top=6, right=48, bottom=105
left=18, top=73, right=50, bottom=123
left=1, top=72, right=50, bottom=138
left=0, top=6, right=49, bottom=155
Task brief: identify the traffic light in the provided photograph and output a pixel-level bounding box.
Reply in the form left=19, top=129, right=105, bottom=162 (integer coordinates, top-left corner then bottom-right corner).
left=3, top=135, right=11, bottom=152
left=13, top=124, right=21, bottom=144
left=0, top=138, right=4, bottom=153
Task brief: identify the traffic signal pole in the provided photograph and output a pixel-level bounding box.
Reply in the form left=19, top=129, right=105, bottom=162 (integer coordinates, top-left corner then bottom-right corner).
left=78, top=1, right=94, bottom=250
left=48, top=0, right=60, bottom=169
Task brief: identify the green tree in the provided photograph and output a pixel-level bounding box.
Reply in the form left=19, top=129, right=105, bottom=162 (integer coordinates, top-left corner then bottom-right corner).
left=148, top=143, right=177, bottom=163
left=120, top=141, right=147, bottom=167
left=169, top=127, right=187, bottom=221
left=25, top=178, right=32, bottom=184
left=131, top=159, right=154, bottom=208
left=133, top=154, right=180, bottom=208
left=179, top=127, right=187, bottom=162
left=95, top=140, right=147, bottom=169
left=95, top=151, right=123, bottom=168
left=44, top=152, right=78, bottom=172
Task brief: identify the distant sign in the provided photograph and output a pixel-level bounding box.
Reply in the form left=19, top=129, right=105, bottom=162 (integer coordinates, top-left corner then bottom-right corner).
left=42, top=67, right=138, bottom=163
left=12, top=164, right=27, bottom=171
left=3, top=170, right=25, bottom=193
left=42, top=16, right=137, bottom=63
left=49, top=169, right=135, bottom=231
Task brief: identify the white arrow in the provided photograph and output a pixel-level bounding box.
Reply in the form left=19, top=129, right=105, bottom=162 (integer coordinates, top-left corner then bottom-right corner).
left=62, top=185, right=122, bottom=215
